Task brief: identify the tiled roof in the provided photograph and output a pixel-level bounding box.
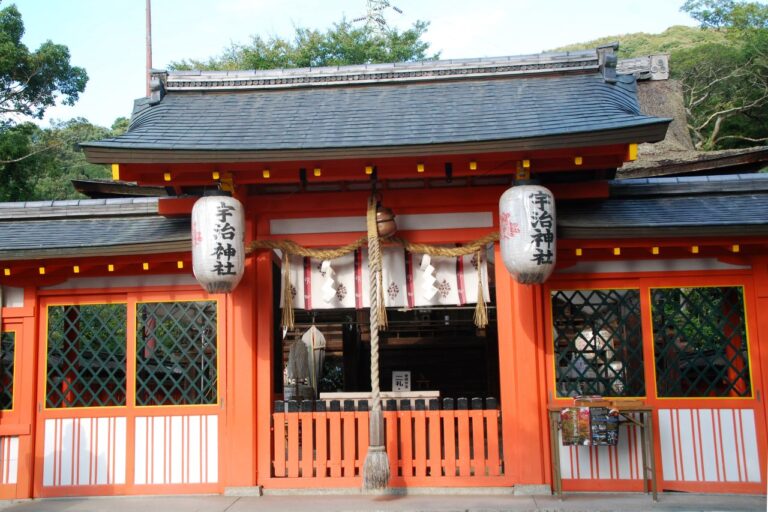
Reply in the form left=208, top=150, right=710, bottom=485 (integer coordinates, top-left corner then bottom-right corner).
left=2, top=175, right=765, bottom=261
left=0, top=198, right=190, bottom=260
left=82, top=50, right=670, bottom=161
left=560, top=174, right=768, bottom=237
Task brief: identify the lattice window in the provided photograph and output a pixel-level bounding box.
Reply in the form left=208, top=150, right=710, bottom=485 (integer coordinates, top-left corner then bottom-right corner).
left=552, top=289, right=644, bottom=398
left=46, top=304, right=127, bottom=408
left=0, top=332, right=14, bottom=410
left=136, top=301, right=218, bottom=406
left=652, top=286, right=751, bottom=398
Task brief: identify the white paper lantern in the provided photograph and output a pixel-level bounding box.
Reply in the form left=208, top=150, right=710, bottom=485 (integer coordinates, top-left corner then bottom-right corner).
left=499, top=185, right=556, bottom=284
left=191, top=195, right=245, bottom=293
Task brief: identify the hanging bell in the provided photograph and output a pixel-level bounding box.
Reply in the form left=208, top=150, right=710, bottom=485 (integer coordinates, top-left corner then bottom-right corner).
left=376, top=205, right=397, bottom=238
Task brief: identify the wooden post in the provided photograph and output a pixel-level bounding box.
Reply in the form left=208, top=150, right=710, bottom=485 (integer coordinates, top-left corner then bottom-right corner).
left=495, top=243, right=548, bottom=487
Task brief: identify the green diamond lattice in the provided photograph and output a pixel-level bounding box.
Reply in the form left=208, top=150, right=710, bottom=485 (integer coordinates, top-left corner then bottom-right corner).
left=552, top=289, right=645, bottom=398
left=46, top=304, right=127, bottom=408
left=652, top=287, right=751, bottom=398
left=0, top=332, right=15, bottom=410
left=136, top=301, right=218, bottom=406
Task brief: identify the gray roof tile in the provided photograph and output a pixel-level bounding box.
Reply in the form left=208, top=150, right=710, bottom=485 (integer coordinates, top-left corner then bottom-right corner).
left=84, top=72, right=667, bottom=153
left=0, top=216, right=189, bottom=250
left=559, top=194, right=768, bottom=229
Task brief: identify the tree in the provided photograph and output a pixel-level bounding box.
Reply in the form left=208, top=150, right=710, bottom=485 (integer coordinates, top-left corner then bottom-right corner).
left=0, top=4, right=88, bottom=120
left=0, top=3, right=95, bottom=201
left=169, top=19, right=438, bottom=71
left=552, top=2, right=768, bottom=150
left=0, top=118, right=119, bottom=202
left=677, top=0, right=768, bottom=149
left=681, top=0, right=768, bottom=30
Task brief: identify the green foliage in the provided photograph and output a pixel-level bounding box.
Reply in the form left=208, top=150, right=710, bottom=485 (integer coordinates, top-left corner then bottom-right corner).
left=169, top=19, right=438, bottom=71
left=0, top=4, right=88, bottom=119
left=0, top=3, right=106, bottom=202
left=552, top=1, right=768, bottom=151
left=552, top=25, right=727, bottom=58
left=0, top=117, right=122, bottom=201
left=110, top=116, right=129, bottom=135
left=0, top=121, right=37, bottom=200
left=682, top=0, right=768, bottom=29
left=676, top=1, right=768, bottom=149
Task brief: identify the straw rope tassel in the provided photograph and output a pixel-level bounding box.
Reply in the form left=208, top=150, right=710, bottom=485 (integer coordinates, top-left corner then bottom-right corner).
left=474, top=250, right=488, bottom=328
left=363, top=195, right=390, bottom=490
left=281, top=251, right=295, bottom=331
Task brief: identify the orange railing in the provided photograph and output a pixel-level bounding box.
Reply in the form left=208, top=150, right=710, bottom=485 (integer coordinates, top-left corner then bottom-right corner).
left=271, top=400, right=505, bottom=487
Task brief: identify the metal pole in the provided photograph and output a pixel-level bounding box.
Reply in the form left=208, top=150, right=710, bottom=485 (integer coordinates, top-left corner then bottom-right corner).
left=146, top=0, right=153, bottom=97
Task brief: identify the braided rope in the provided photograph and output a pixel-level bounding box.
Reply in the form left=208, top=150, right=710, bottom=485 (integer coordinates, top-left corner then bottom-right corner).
left=389, top=232, right=499, bottom=257
left=366, top=196, right=383, bottom=415
left=246, top=237, right=366, bottom=259
left=245, top=232, right=499, bottom=260
left=281, top=251, right=295, bottom=331
left=250, top=222, right=500, bottom=331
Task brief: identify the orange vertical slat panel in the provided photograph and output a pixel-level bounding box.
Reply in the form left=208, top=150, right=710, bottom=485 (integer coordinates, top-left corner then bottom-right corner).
left=272, top=412, right=287, bottom=477
left=470, top=410, right=486, bottom=477
left=356, top=411, right=369, bottom=473
left=413, top=409, right=427, bottom=477
left=384, top=410, right=399, bottom=477
left=485, top=410, right=501, bottom=476
left=427, top=409, right=442, bottom=477
left=300, top=412, right=314, bottom=478
left=287, top=413, right=300, bottom=478
left=443, top=410, right=457, bottom=477
left=314, top=411, right=328, bottom=479
left=329, top=413, right=342, bottom=478
left=456, top=410, right=471, bottom=476
left=342, top=411, right=357, bottom=477
left=400, top=410, right=414, bottom=477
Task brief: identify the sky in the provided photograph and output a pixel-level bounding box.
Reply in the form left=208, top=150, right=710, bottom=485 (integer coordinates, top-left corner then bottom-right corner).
left=12, top=0, right=697, bottom=128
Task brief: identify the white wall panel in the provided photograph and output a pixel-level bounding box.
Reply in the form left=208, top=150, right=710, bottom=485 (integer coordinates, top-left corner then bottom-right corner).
left=42, top=417, right=126, bottom=487
left=558, top=421, right=642, bottom=480
left=658, top=408, right=761, bottom=484
left=0, top=437, right=19, bottom=485
left=134, top=415, right=218, bottom=485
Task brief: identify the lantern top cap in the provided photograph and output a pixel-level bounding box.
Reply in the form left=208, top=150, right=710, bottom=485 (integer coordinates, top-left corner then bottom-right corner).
left=202, top=189, right=232, bottom=197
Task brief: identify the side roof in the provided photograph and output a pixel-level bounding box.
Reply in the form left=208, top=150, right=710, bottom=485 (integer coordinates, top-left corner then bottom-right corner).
left=0, top=198, right=189, bottom=260
left=82, top=48, right=670, bottom=163
left=0, top=174, right=766, bottom=263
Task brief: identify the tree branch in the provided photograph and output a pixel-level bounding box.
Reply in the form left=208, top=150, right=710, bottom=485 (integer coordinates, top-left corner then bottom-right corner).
left=695, top=91, right=768, bottom=131
left=0, top=139, right=65, bottom=165
left=715, top=134, right=768, bottom=143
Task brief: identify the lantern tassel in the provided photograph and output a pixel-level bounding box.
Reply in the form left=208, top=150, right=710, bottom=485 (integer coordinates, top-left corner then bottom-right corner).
left=474, top=250, right=488, bottom=329
left=281, top=252, right=295, bottom=331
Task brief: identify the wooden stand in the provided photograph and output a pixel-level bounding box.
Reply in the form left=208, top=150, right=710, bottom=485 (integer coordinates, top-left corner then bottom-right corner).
left=547, top=406, right=658, bottom=501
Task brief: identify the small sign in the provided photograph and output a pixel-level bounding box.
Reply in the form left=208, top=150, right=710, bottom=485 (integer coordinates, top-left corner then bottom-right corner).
left=392, top=371, right=411, bottom=391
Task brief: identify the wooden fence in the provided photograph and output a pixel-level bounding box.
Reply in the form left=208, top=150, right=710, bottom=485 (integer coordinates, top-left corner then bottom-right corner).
left=270, top=398, right=506, bottom=487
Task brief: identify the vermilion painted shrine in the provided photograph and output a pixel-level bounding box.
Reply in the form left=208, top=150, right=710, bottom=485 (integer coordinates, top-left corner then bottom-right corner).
left=0, top=46, right=766, bottom=498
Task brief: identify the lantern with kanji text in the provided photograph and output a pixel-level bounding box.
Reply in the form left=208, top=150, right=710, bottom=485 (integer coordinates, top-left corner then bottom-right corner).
left=191, top=194, right=245, bottom=293
left=498, top=185, right=556, bottom=284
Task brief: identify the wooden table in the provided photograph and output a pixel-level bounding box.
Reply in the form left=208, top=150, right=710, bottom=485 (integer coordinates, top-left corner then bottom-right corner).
left=547, top=405, right=658, bottom=501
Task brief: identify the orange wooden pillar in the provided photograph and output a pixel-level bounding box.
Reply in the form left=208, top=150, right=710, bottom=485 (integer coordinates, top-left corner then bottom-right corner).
left=255, top=243, right=275, bottom=487
left=750, top=256, right=768, bottom=446
left=494, top=244, right=549, bottom=489
left=223, top=210, right=258, bottom=488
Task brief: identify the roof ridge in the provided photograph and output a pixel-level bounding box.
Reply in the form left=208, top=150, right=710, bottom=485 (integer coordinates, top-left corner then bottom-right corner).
left=0, top=197, right=160, bottom=220
left=162, top=50, right=603, bottom=91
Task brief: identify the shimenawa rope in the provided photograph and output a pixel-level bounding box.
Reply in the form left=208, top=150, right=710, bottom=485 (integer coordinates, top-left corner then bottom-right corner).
left=249, top=232, right=498, bottom=330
